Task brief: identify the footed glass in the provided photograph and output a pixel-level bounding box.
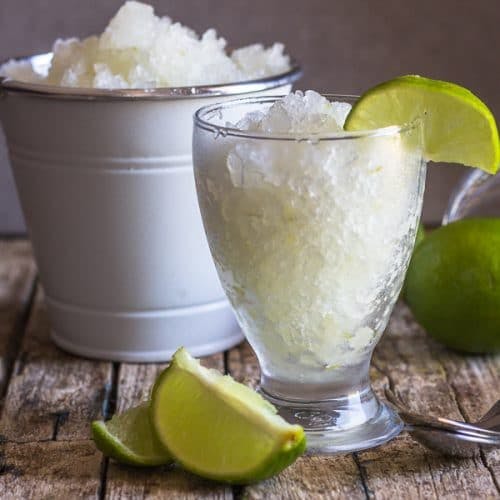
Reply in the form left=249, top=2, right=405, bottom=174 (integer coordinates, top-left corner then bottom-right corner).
left=192, top=95, right=426, bottom=453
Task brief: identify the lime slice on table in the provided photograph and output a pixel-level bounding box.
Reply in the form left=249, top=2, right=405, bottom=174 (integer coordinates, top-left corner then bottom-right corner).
left=344, top=75, right=500, bottom=174
left=92, top=403, right=173, bottom=467
left=151, top=347, right=306, bottom=484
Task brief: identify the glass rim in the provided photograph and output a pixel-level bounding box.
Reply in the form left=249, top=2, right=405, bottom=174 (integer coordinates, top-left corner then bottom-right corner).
left=194, top=94, right=420, bottom=141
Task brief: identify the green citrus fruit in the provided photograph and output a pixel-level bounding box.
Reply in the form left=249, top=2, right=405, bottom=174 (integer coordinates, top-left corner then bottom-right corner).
left=92, top=403, right=173, bottom=467
left=405, top=218, right=500, bottom=353
left=414, top=222, right=426, bottom=248
left=151, top=347, right=306, bottom=484
left=401, top=222, right=426, bottom=299
left=345, top=75, right=500, bottom=174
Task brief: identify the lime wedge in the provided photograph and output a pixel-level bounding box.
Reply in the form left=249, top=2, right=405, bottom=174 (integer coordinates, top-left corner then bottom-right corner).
left=92, top=403, right=173, bottom=467
left=344, top=75, right=500, bottom=173
left=151, top=348, right=306, bottom=484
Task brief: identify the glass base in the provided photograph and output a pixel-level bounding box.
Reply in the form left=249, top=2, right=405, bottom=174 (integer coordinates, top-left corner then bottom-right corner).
left=260, top=384, right=403, bottom=454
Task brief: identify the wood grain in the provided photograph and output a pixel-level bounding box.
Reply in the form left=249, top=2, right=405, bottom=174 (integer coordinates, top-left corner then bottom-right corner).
left=240, top=455, right=366, bottom=500
left=0, top=240, right=36, bottom=395
left=0, top=239, right=498, bottom=498
left=438, top=351, right=500, bottom=493
left=0, top=440, right=102, bottom=499
left=227, top=341, right=260, bottom=388
left=356, top=434, right=499, bottom=499
left=0, top=288, right=112, bottom=442
left=364, top=302, right=500, bottom=499
left=105, top=465, right=232, bottom=500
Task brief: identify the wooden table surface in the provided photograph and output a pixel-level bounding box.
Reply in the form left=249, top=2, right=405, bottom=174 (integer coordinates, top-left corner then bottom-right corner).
left=0, top=239, right=499, bottom=499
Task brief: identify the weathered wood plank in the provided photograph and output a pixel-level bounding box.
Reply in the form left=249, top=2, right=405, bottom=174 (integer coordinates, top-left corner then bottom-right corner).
left=114, top=363, right=166, bottom=415
left=372, top=303, right=465, bottom=418
left=355, top=433, right=498, bottom=500
left=438, top=350, right=500, bottom=492
left=240, top=455, right=366, bottom=500
left=105, top=354, right=231, bottom=499
left=0, top=240, right=36, bottom=395
left=0, top=238, right=497, bottom=498
left=227, top=342, right=366, bottom=499
left=362, top=302, right=500, bottom=499
left=227, top=341, right=260, bottom=388
left=0, top=288, right=112, bottom=442
left=106, top=465, right=232, bottom=500
left=0, top=440, right=102, bottom=499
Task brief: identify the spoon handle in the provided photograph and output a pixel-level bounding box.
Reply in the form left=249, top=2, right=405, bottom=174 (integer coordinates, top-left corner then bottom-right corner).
left=404, top=422, right=500, bottom=443
left=384, top=386, right=500, bottom=437
left=477, top=400, right=500, bottom=431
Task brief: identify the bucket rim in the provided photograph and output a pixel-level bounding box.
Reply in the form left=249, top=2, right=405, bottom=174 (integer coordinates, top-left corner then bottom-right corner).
left=0, top=52, right=302, bottom=101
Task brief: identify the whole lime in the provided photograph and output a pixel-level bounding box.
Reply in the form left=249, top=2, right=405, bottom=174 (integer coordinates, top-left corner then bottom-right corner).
left=405, top=218, right=500, bottom=353
left=414, top=222, right=426, bottom=248
left=401, top=222, right=426, bottom=299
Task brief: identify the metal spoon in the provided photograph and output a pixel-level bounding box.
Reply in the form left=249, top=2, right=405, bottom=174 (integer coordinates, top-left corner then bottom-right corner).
left=476, top=400, right=500, bottom=431
left=384, top=386, right=500, bottom=457
left=385, top=387, right=500, bottom=437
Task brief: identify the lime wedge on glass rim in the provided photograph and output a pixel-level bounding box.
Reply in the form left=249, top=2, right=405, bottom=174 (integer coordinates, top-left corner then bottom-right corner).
left=91, top=403, right=173, bottom=467
left=344, top=75, right=500, bottom=174
left=150, top=348, right=306, bottom=484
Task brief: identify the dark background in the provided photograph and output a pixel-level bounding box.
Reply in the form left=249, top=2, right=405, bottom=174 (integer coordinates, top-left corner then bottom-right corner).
left=1, top=0, right=499, bottom=232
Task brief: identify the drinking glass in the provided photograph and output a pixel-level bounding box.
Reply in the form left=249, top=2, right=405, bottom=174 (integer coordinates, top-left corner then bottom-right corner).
left=193, top=95, right=426, bottom=453
left=443, top=169, right=500, bottom=224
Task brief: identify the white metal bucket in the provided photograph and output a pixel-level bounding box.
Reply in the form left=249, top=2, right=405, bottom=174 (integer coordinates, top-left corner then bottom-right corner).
left=0, top=53, right=301, bottom=362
